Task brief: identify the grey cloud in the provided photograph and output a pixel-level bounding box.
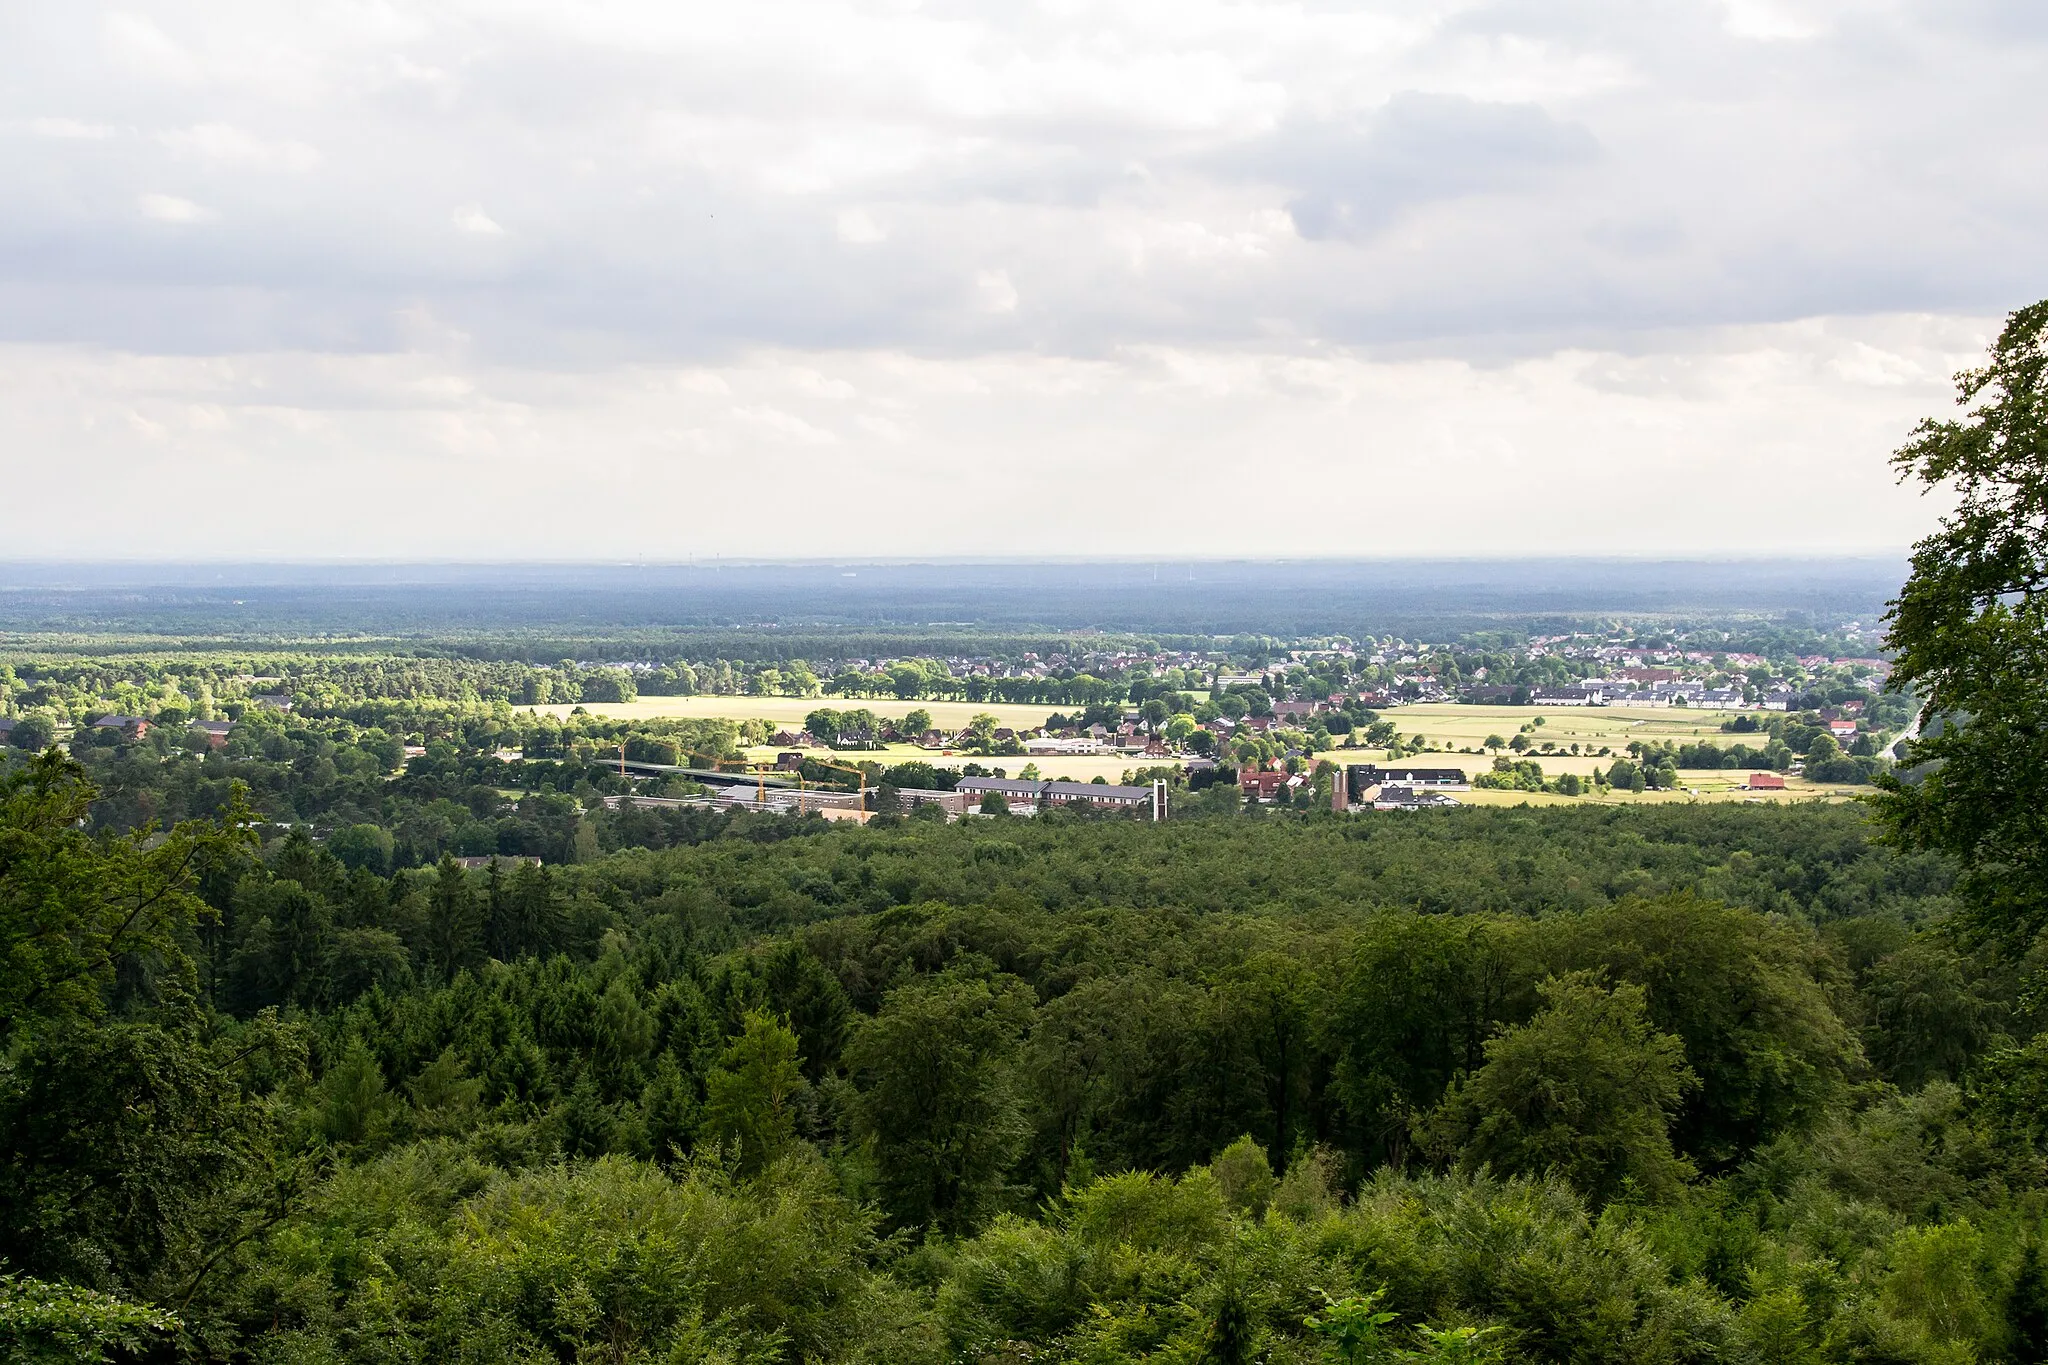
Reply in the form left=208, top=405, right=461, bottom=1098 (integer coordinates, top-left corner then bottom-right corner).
left=0, top=0, right=2044, bottom=366
left=1225, top=92, right=1600, bottom=241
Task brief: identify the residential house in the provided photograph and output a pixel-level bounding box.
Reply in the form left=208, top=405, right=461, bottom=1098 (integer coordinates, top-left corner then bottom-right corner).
left=190, top=719, right=234, bottom=749
left=1240, top=769, right=1289, bottom=802
left=1531, top=685, right=1606, bottom=706
left=775, top=751, right=806, bottom=771
left=91, top=715, right=151, bottom=739
left=251, top=693, right=294, bottom=712
left=1692, top=688, right=1750, bottom=710
left=1747, top=772, right=1786, bottom=790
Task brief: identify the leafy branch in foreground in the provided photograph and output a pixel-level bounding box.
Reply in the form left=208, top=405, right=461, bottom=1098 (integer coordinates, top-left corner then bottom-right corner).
left=0, top=749, right=255, bottom=1041
left=0, top=1274, right=177, bottom=1364
left=1873, top=297, right=2048, bottom=946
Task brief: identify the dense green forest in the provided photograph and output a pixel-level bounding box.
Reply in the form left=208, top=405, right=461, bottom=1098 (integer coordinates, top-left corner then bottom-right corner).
left=8, top=758, right=2047, bottom=1363
left=5, top=306, right=2048, bottom=1363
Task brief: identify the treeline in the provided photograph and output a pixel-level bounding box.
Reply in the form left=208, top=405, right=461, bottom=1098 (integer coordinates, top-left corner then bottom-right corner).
left=199, top=799, right=1968, bottom=1018
left=1, top=656, right=651, bottom=719
left=4, top=638, right=1911, bottom=745
left=1, top=652, right=1199, bottom=725
left=54, top=706, right=743, bottom=867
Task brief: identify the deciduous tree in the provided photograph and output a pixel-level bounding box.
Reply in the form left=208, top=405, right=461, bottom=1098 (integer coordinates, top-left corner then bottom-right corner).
left=1872, top=298, right=2048, bottom=946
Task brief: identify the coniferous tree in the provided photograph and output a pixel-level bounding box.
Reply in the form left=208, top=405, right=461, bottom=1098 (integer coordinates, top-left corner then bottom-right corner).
left=641, top=1053, right=699, bottom=1167
left=423, top=856, right=482, bottom=981
left=2008, top=1239, right=2048, bottom=1363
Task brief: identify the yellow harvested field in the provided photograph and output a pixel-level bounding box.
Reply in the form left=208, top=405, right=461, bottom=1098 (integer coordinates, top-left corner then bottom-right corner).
left=544, top=697, right=1759, bottom=754
left=1376, top=702, right=1754, bottom=751
left=1457, top=780, right=1862, bottom=807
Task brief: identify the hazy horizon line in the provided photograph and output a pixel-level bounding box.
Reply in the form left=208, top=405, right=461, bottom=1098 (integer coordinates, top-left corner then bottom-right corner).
left=0, top=552, right=1914, bottom=572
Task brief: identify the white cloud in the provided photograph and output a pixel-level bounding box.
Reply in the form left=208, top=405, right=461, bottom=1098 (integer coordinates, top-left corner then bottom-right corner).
left=975, top=270, right=1020, bottom=314
left=100, top=11, right=200, bottom=83
left=1719, top=0, right=1830, bottom=41
left=0, top=315, right=1981, bottom=559
left=453, top=208, right=505, bottom=235
left=29, top=117, right=115, bottom=139
left=156, top=123, right=320, bottom=172
left=835, top=208, right=886, bottom=244
left=137, top=192, right=212, bottom=223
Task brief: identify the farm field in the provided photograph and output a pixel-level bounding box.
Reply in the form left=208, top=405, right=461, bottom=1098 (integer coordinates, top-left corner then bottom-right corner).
left=1456, top=779, right=1862, bottom=807
left=738, top=743, right=1154, bottom=785
left=549, top=697, right=1760, bottom=753
left=1375, top=702, right=1756, bottom=752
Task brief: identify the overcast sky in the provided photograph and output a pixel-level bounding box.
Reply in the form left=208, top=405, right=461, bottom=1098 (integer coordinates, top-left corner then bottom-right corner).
left=3, top=0, right=2041, bottom=560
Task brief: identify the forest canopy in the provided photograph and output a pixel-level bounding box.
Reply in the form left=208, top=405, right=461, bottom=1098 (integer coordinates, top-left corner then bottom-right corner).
left=4, top=748, right=2046, bottom=1363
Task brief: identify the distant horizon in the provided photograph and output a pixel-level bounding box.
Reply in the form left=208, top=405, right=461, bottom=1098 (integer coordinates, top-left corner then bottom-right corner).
left=0, top=556, right=1909, bottom=640
left=0, top=551, right=1915, bottom=573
